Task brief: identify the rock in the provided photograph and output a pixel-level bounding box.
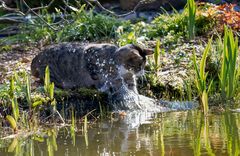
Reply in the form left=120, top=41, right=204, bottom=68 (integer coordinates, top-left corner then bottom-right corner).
left=120, top=0, right=187, bottom=11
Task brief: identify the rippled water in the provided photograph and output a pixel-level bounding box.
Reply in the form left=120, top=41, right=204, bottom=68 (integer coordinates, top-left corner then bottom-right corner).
left=0, top=110, right=240, bottom=156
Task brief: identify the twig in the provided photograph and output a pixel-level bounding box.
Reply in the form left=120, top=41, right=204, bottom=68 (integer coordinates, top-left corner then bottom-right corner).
left=26, top=0, right=55, bottom=14
left=62, top=0, right=79, bottom=12
left=55, top=110, right=66, bottom=125
left=80, top=109, right=96, bottom=121
left=0, top=0, right=25, bottom=15
left=21, top=0, right=57, bottom=31
left=41, top=109, right=65, bottom=125
left=83, top=0, right=94, bottom=8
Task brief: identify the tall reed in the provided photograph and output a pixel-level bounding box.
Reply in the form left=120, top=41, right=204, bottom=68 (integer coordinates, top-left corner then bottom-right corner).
left=25, top=74, right=32, bottom=108
left=193, top=39, right=213, bottom=115
left=44, top=66, right=56, bottom=106
left=71, top=109, right=76, bottom=146
left=10, top=77, right=19, bottom=121
left=154, top=40, right=161, bottom=72
left=219, top=26, right=239, bottom=100
left=187, top=0, right=196, bottom=40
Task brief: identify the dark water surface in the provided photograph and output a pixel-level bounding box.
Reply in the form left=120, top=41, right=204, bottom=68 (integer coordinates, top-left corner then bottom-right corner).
left=0, top=110, right=240, bottom=156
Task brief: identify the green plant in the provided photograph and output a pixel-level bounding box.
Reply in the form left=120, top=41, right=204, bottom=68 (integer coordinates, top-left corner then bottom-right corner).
left=148, top=11, right=186, bottom=38
left=47, top=130, right=58, bottom=156
left=25, top=74, right=31, bottom=107
left=70, top=109, right=76, bottom=146
left=117, top=31, right=137, bottom=46
left=146, top=40, right=163, bottom=85
left=44, top=66, right=50, bottom=94
left=219, top=26, right=239, bottom=100
left=117, top=21, right=147, bottom=46
left=195, top=13, right=215, bottom=36
left=0, top=45, right=12, bottom=52
left=154, top=40, right=161, bottom=72
left=57, top=5, right=126, bottom=42
left=6, top=115, right=18, bottom=133
left=84, top=115, right=88, bottom=146
left=0, top=5, right=128, bottom=45
left=184, top=80, right=193, bottom=101
left=44, top=66, right=56, bottom=105
left=187, top=0, right=196, bottom=40
left=193, top=39, right=213, bottom=115
left=10, top=77, right=20, bottom=121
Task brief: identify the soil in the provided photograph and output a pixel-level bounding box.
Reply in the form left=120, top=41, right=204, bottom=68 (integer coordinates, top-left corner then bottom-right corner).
left=0, top=44, right=40, bottom=84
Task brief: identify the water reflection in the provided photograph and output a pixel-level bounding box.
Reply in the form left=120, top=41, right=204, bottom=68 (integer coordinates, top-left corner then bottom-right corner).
left=222, top=112, right=240, bottom=156
left=0, top=111, right=240, bottom=156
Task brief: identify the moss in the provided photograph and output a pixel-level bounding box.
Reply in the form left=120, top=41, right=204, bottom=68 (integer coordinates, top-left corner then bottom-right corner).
left=54, top=89, right=71, bottom=99
left=77, top=88, right=103, bottom=99
left=53, top=87, right=108, bottom=109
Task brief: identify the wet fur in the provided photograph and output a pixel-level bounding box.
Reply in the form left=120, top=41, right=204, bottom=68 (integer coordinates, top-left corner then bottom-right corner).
left=31, top=43, right=153, bottom=109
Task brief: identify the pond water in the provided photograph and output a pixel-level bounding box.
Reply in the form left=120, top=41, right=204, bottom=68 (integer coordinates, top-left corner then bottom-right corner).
left=0, top=110, right=240, bottom=156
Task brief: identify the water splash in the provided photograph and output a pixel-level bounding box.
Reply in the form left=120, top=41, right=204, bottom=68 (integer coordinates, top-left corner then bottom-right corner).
left=110, top=87, right=198, bottom=112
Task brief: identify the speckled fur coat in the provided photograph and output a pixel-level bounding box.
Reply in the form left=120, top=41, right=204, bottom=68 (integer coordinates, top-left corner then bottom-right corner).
left=31, top=43, right=153, bottom=105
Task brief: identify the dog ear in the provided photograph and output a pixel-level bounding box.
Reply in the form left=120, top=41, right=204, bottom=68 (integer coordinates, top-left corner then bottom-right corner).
left=143, top=48, right=154, bottom=56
